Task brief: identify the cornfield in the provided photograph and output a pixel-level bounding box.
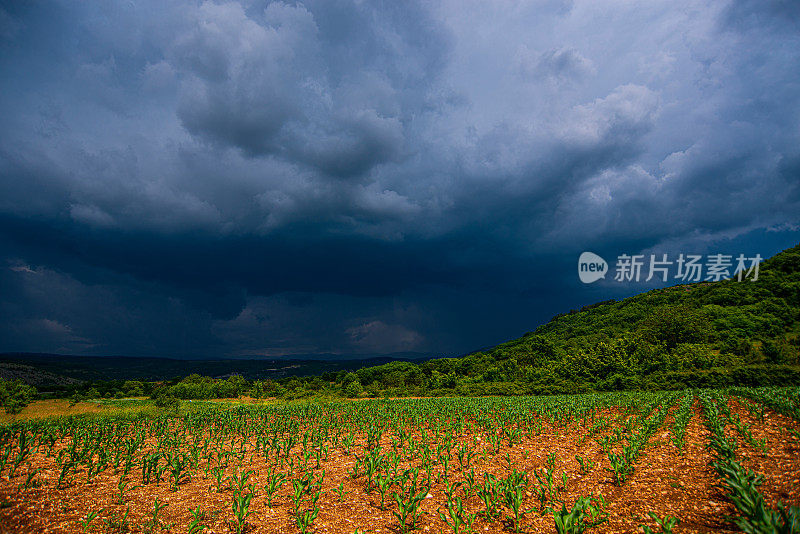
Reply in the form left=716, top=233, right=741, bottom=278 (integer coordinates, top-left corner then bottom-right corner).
left=1, top=388, right=798, bottom=533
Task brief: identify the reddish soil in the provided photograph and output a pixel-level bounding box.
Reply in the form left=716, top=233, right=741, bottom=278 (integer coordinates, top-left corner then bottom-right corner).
left=726, top=397, right=800, bottom=511
left=0, top=397, right=798, bottom=534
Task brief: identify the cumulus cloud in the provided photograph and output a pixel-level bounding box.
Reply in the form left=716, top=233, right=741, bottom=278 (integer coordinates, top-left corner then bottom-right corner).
left=517, top=46, right=596, bottom=84
left=562, top=84, right=659, bottom=146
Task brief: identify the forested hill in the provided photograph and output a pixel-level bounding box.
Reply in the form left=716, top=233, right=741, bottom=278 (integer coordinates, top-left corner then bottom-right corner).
left=459, top=243, right=799, bottom=388
left=327, top=242, right=800, bottom=397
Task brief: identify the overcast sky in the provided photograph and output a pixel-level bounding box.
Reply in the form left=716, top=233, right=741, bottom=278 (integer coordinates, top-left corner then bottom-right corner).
left=1, top=0, right=798, bottom=358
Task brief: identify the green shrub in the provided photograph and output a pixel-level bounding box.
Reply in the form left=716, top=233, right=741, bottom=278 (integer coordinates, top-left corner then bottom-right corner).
left=0, top=379, right=37, bottom=414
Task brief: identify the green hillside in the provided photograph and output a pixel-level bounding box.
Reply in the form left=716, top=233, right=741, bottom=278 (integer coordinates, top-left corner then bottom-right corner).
left=461, top=243, right=798, bottom=390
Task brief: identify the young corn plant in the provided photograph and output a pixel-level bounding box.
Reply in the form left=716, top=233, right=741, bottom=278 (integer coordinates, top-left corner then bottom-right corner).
left=295, top=504, right=319, bottom=534
left=187, top=507, right=208, bottom=534
left=533, top=468, right=557, bottom=509
left=228, top=469, right=255, bottom=495
left=438, top=495, right=476, bottom=534
left=376, top=472, right=394, bottom=509
left=363, top=451, right=384, bottom=493
left=503, top=479, right=531, bottom=532
left=671, top=393, right=694, bottom=450
left=575, top=455, right=594, bottom=475
left=443, top=480, right=462, bottom=502
left=640, top=511, right=679, bottom=534
left=730, top=414, right=768, bottom=454
left=291, top=478, right=307, bottom=515
left=334, top=482, right=348, bottom=502
left=141, top=497, right=170, bottom=533
left=348, top=455, right=362, bottom=479
left=392, top=473, right=427, bottom=534
left=79, top=509, right=104, bottom=533
left=596, top=436, right=611, bottom=454
left=478, top=472, right=502, bottom=520
left=456, top=444, right=474, bottom=471
left=463, top=468, right=478, bottom=499
left=211, top=466, right=226, bottom=493
left=20, top=469, right=39, bottom=489
left=546, top=452, right=558, bottom=471
left=167, top=451, right=189, bottom=489
left=549, top=495, right=608, bottom=534
left=264, top=470, right=287, bottom=507
left=605, top=452, right=631, bottom=485
left=102, top=506, right=131, bottom=534
left=231, top=490, right=254, bottom=534
left=115, top=477, right=139, bottom=505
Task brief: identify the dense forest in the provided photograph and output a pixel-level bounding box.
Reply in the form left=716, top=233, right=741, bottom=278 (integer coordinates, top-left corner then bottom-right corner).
left=2, top=243, right=798, bottom=410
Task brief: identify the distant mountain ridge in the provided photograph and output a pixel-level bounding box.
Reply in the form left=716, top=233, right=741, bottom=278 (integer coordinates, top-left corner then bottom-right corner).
left=0, top=352, right=433, bottom=386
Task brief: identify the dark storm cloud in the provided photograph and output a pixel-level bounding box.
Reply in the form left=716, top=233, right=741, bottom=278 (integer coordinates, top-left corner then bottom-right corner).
left=0, top=0, right=799, bottom=357
left=173, top=1, right=445, bottom=178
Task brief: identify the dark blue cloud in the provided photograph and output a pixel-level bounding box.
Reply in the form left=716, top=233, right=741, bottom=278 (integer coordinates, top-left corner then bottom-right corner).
left=0, top=0, right=799, bottom=357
